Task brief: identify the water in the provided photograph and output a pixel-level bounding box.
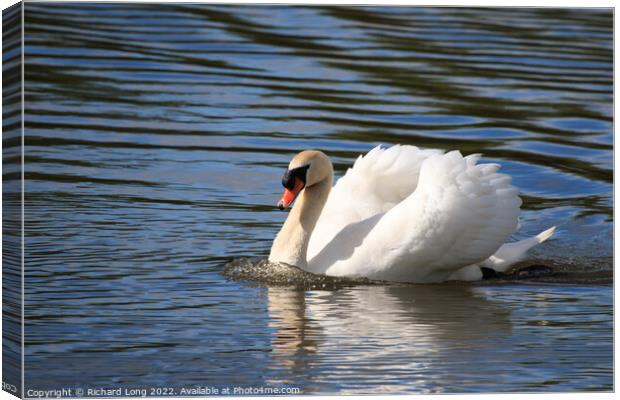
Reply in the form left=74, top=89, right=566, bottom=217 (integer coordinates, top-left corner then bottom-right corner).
left=9, top=3, right=613, bottom=394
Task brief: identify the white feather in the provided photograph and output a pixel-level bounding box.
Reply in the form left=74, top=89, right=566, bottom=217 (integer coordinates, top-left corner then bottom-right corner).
left=304, top=145, right=555, bottom=282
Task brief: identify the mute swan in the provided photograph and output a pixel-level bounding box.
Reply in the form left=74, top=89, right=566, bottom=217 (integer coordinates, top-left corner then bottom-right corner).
left=269, top=145, right=555, bottom=283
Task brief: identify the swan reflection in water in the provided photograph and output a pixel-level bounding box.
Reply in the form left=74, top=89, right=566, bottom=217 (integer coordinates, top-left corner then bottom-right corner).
left=265, top=284, right=512, bottom=394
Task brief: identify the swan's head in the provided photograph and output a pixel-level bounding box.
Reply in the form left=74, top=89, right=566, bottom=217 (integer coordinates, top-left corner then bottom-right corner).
left=277, top=150, right=332, bottom=210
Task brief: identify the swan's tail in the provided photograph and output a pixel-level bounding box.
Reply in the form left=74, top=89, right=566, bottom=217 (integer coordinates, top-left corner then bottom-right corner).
left=481, top=226, right=557, bottom=273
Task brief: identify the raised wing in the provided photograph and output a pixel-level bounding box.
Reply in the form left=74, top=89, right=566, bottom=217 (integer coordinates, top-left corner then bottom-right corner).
left=306, top=145, right=442, bottom=266
left=312, top=150, right=522, bottom=282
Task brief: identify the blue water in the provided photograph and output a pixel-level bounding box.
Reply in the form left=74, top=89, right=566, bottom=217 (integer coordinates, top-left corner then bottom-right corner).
left=9, top=3, right=613, bottom=394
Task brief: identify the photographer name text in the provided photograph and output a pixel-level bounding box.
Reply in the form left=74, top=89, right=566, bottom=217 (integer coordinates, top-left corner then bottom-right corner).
left=26, top=386, right=300, bottom=398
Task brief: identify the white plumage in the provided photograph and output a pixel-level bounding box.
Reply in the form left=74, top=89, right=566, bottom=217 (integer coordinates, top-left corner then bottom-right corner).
left=298, top=145, right=554, bottom=283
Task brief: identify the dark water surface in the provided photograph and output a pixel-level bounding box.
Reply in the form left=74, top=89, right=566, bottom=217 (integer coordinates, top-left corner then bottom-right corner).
left=17, top=3, right=612, bottom=394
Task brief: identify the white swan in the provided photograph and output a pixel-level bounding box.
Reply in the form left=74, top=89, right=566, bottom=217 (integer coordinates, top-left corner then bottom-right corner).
left=269, top=145, right=555, bottom=283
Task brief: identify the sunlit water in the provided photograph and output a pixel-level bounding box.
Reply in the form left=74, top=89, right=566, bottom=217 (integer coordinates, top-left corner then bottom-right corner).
left=6, top=3, right=612, bottom=394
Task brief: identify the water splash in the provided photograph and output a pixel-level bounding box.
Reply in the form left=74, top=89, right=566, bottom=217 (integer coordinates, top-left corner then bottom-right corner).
left=223, top=257, right=387, bottom=289
left=224, top=258, right=611, bottom=287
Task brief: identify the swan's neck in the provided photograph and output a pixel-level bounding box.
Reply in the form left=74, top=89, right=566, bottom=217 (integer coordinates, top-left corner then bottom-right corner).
left=269, top=178, right=332, bottom=269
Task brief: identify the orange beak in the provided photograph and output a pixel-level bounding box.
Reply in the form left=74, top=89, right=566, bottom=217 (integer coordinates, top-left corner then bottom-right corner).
left=277, top=177, right=305, bottom=210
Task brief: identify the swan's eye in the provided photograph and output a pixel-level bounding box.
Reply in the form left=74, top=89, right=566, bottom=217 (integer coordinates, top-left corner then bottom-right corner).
left=281, top=165, right=310, bottom=189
